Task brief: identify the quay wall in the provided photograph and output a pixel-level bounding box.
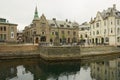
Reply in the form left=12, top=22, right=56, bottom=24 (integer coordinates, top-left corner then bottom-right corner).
left=0, top=45, right=120, bottom=61
left=39, top=46, right=80, bottom=56
left=80, top=46, right=120, bottom=54
left=0, top=45, right=38, bottom=53
left=39, top=46, right=120, bottom=61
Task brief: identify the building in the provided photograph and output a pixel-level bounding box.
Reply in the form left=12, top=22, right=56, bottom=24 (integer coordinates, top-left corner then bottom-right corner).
left=79, top=22, right=91, bottom=46
left=89, top=4, right=120, bottom=46
left=23, top=7, right=79, bottom=45
left=0, top=18, right=17, bottom=43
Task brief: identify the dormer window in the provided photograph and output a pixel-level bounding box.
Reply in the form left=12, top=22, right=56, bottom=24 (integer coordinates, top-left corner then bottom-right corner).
left=67, top=25, right=70, bottom=28
left=50, top=24, right=55, bottom=26
left=60, top=24, right=64, bottom=27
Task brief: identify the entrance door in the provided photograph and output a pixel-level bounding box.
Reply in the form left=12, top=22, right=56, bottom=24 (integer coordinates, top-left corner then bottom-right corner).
left=68, top=38, right=70, bottom=43
left=35, top=37, right=39, bottom=43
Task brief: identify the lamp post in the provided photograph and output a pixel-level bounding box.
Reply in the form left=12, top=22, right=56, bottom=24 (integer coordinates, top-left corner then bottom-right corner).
left=53, top=18, right=60, bottom=46
left=33, top=30, right=36, bottom=45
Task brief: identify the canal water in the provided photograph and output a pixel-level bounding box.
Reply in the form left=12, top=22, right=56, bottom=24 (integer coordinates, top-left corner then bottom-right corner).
left=0, top=55, right=120, bottom=80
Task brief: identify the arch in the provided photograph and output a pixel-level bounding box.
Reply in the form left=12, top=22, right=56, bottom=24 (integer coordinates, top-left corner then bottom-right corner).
left=95, top=38, right=98, bottom=45
left=101, top=37, right=104, bottom=44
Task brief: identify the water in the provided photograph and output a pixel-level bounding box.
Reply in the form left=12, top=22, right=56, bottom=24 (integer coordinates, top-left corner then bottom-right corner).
left=0, top=55, right=120, bottom=80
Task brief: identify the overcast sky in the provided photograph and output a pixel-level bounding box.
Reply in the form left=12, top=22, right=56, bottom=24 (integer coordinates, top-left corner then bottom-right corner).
left=0, top=0, right=120, bottom=30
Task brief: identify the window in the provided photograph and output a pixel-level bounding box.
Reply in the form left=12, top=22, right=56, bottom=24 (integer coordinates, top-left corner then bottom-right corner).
left=73, top=32, right=76, bottom=36
left=0, top=34, right=2, bottom=40
left=111, top=20, right=113, bottom=25
left=50, top=24, right=55, bottom=26
left=104, top=29, right=106, bottom=34
left=81, top=28, right=84, bottom=31
left=111, top=22, right=113, bottom=25
left=97, top=30, right=99, bottom=35
left=104, top=21, right=106, bottom=26
left=105, top=37, right=109, bottom=42
left=33, top=31, right=36, bottom=35
left=4, top=34, right=6, bottom=40
left=85, top=34, right=87, bottom=38
left=67, top=25, right=70, bottom=28
left=41, top=23, right=46, bottom=27
left=68, top=31, right=70, bottom=35
left=117, top=28, right=120, bottom=35
left=11, top=32, right=14, bottom=38
left=60, top=24, right=64, bottom=27
left=52, top=32, right=55, bottom=35
left=0, top=27, right=3, bottom=31
left=117, top=20, right=119, bottom=25
left=42, top=32, right=45, bottom=35
left=80, top=35, right=83, bottom=38
left=96, top=23, right=99, bottom=27
left=4, top=26, right=6, bottom=31
left=117, top=37, right=120, bottom=42
left=61, top=31, right=64, bottom=34
left=111, top=28, right=113, bottom=33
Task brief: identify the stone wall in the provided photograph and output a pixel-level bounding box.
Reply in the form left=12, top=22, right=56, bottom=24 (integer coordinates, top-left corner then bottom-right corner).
left=80, top=46, right=119, bottom=53
left=0, top=45, right=38, bottom=53
left=39, top=46, right=80, bottom=57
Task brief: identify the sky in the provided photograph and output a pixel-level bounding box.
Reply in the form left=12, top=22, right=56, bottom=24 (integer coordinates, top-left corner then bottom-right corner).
left=0, top=0, right=120, bottom=30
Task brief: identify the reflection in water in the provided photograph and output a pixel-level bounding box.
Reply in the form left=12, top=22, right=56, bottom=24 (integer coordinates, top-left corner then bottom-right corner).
left=0, top=56, right=120, bottom=80
left=91, top=57, right=120, bottom=80
left=9, top=65, right=34, bottom=80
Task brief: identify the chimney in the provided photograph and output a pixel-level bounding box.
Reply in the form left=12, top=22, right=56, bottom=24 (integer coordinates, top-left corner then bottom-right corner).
left=53, top=18, right=56, bottom=21
left=66, top=19, right=68, bottom=22
left=113, top=4, right=116, bottom=10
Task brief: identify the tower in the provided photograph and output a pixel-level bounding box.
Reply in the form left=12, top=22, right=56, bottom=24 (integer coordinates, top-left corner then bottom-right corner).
left=33, top=6, right=39, bottom=20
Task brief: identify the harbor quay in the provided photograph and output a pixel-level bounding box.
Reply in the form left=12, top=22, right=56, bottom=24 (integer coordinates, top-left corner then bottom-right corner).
left=0, top=44, right=120, bottom=61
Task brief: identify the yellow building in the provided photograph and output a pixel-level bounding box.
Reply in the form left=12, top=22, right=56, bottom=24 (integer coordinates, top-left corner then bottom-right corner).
left=23, top=7, right=79, bottom=45
left=0, top=18, right=17, bottom=43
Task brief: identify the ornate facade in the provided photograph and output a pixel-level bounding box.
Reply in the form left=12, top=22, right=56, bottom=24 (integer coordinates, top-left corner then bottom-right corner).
left=23, top=7, right=79, bottom=45
left=90, top=4, right=120, bottom=46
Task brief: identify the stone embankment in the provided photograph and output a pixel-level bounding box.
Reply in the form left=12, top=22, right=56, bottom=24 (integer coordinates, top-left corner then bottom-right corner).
left=39, top=46, right=120, bottom=61
left=0, top=44, right=120, bottom=61
left=0, top=45, right=39, bottom=59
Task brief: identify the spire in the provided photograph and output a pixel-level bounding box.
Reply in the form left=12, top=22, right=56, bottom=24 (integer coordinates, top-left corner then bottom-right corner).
left=34, top=6, right=39, bottom=20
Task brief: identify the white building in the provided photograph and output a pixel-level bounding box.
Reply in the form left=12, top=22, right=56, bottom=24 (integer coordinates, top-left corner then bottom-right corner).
left=89, top=4, right=120, bottom=46
left=79, top=22, right=91, bottom=46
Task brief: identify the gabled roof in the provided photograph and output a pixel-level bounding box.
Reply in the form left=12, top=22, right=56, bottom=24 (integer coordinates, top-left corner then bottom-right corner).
left=90, top=4, right=120, bottom=23
left=47, top=19, right=79, bottom=28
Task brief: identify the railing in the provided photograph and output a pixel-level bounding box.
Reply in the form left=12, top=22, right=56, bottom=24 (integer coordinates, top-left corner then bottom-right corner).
left=39, top=42, right=52, bottom=46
